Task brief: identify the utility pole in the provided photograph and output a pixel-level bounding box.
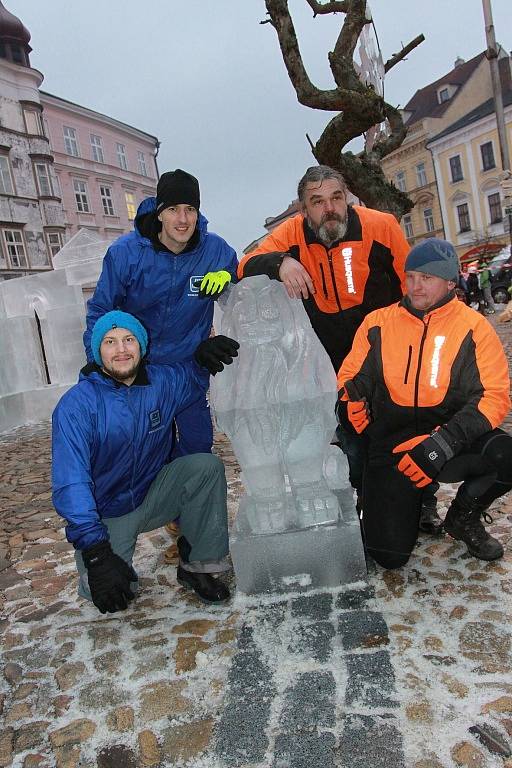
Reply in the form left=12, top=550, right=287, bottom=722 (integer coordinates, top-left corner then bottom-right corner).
left=482, top=0, right=512, bottom=256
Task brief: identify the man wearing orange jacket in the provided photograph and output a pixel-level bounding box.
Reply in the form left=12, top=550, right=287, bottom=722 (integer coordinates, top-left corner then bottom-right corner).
left=238, top=165, right=409, bottom=506
left=337, top=238, right=511, bottom=566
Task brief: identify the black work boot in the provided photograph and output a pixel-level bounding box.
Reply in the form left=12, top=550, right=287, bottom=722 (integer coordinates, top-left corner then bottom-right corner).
left=419, top=484, right=443, bottom=535
left=176, top=536, right=230, bottom=603
left=444, top=489, right=504, bottom=561
left=419, top=502, right=444, bottom=535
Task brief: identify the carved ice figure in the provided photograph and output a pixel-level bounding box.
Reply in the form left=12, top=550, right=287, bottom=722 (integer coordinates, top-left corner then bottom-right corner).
left=211, top=275, right=346, bottom=534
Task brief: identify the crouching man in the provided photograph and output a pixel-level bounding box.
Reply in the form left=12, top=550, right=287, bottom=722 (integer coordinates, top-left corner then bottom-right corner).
left=337, top=238, right=512, bottom=568
left=52, top=310, right=239, bottom=612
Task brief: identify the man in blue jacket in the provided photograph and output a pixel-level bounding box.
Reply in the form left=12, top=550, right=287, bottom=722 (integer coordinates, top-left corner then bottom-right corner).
left=83, top=169, right=238, bottom=458
left=53, top=310, right=239, bottom=613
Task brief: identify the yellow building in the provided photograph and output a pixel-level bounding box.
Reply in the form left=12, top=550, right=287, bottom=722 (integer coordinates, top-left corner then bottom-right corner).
left=381, top=51, right=512, bottom=255
left=427, top=91, right=512, bottom=259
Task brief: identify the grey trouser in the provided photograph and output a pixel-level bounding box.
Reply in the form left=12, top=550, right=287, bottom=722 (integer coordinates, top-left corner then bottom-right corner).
left=75, top=453, right=229, bottom=600
left=482, top=286, right=495, bottom=310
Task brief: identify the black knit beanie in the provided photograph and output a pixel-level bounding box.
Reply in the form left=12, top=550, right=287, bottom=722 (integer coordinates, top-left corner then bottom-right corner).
left=156, top=169, right=200, bottom=213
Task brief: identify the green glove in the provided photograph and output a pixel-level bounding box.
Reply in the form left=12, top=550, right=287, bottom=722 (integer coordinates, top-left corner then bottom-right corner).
left=199, top=270, right=231, bottom=298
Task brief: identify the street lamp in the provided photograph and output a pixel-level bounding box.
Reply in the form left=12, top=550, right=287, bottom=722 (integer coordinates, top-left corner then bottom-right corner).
left=482, top=0, right=512, bottom=257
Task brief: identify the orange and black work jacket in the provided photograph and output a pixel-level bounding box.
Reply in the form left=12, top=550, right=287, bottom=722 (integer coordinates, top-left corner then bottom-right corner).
left=337, top=293, right=511, bottom=463
left=237, top=205, right=409, bottom=371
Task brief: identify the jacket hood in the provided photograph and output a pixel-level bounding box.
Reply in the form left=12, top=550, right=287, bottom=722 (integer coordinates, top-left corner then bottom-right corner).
left=134, top=196, right=208, bottom=245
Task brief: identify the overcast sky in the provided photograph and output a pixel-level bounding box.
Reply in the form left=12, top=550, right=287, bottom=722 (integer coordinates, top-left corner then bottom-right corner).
left=8, top=0, right=510, bottom=253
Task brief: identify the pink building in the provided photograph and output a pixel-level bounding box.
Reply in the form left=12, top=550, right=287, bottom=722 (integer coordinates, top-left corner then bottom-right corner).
left=41, top=92, right=159, bottom=242
left=0, top=1, right=159, bottom=281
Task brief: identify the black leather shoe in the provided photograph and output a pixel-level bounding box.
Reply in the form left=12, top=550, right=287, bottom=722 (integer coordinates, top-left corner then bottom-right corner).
left=177, top=565, right=230, bottom=603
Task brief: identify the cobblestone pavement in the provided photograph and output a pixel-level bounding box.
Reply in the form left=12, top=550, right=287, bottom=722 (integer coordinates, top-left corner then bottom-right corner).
left=0, top=318, right=511, bottom=768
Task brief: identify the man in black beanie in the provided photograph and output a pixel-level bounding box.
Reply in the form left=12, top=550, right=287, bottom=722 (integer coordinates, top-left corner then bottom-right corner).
left=83, top=171, right=239, bottom=546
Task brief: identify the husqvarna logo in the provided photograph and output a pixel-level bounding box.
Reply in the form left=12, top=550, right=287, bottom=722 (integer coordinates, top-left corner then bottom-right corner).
left=428, top=450, right=438, bottom=461
left=342, top=247, right=356, bottom=294
left=188, top=275, right=204, bottom=297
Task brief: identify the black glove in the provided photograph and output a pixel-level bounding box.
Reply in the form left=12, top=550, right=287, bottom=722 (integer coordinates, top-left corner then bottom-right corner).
left=194, top=335, right=239, bottom=375
left=392, top=428, right=456, bottom=488
left=82, top=541, right=135, bottom=614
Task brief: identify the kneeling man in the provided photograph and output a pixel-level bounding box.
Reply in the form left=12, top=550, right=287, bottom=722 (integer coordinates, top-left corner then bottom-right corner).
left=52, top=310, right=239, bottom=612
left=337, top=239, right=512, bottom=568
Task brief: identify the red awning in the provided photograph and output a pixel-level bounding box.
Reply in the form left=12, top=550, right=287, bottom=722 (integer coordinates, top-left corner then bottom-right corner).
left=460, top=243, right=504, bottom=263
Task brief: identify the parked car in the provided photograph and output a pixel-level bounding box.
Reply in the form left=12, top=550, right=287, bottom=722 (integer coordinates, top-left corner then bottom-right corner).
left=489, top=248, right=512, bottom=305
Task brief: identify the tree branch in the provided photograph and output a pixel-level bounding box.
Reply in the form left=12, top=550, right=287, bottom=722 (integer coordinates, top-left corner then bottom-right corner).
left=304, top=0, right=350, bottom=15
left=320, top=0, right=369, bottom=90
left=370, top=102, right=407, bottom=160
left=265, top=0, right=345, bottom=109
left=384, top=34, right=425, bottom=73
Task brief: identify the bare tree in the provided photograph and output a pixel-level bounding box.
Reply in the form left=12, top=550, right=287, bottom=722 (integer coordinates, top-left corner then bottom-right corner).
left=263, top=0, right=424, bottom=218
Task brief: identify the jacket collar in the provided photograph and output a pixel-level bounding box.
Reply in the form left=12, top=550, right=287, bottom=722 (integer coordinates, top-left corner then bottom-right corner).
left=80, top=361, right=150, bottom=387
left=302, top=205, right=361, bottom=248
left=401, top=289, right=457, bottom=320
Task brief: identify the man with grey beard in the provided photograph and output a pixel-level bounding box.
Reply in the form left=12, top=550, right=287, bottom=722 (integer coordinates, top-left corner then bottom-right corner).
left=237, top=165, right=410, bottom=519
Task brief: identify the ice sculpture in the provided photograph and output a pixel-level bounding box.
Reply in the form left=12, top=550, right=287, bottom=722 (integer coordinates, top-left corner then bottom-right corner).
left=210, top=276, right=367, bottom=594
left=0, top=229, right=111, bottom=433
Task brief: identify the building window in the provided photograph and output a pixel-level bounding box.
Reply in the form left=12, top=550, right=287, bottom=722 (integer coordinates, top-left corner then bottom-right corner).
left=11, top=44, right=24, bottom=65
left=488, top=192, right=502, bottom=224
left=63, top=126, right=80, bottom=157
left=33, top=162, right=54, bottom=197
left=46, top=231, right=64, bottom=257
left=438, top=88, right=450, bottom=103
left=23, top=108, right=45, bottom=136
left=116, top=143, right=128, bottom=170
left=90, top=134, right=104, bottom=163
left=449, top=155, right=463, bottom=183
left=0, top=155, right=14, bottom=195
left=480, top=142, right=495, bottom=171
left=423, top=208, right=435, bottom=232
left=2, top=229, right=28, bottom=268
left=403, top=215, right=413, bottom=239
left=395, top=171, right=406, bottom=192
left=73, top=179, right=90, bottom=213
left=125, top=192, right=136, bottom=220
left=137, top=151, right=148, bottom=176
left=416, top=162, right=427, bottom=187
left=100, top=185, right=115, bottom=216
left=457, top=203, right=471, bottom=233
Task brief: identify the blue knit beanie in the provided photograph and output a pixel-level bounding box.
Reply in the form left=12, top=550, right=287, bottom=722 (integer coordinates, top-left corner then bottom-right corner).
left=405, top=238, right=459, bottom=281
left=91, top=310, right=148, bottom=366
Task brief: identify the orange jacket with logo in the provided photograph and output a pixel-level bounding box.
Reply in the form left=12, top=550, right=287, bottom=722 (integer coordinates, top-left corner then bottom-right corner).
left=238, top=206, right=409, bottom=371
left=337, top=295, right=511, bottom=459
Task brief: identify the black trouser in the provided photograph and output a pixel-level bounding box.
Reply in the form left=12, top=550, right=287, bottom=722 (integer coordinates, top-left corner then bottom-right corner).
left=362, top=429, right=512, bottom=569
left=335, top=424, right=367, bottom=496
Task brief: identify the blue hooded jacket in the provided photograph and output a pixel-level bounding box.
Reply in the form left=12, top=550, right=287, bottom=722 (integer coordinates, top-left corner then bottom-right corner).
left=83, top=198, right=238, bottom=364
left=52, top=360, right=209, bottom=551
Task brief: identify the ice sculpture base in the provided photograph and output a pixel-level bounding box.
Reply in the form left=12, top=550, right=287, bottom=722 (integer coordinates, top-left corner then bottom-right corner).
left=231, top=488, right=367, bottom=595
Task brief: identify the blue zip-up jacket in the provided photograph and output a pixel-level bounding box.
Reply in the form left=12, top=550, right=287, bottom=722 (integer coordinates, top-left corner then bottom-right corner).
left=51, top=360, right=209, bottom=551
left=83, top=198, right=238, bottom=363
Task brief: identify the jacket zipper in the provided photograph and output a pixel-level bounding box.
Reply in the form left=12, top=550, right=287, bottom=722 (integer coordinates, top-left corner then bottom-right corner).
left=126, top=388, right=137, bottom=510
left=404, top=345, right=412, bottom=384
left=327, top=250, right=342, bottom=311
left=413, top=318, right=429, bottom=433
left=319, top=262, right=328, bottom=297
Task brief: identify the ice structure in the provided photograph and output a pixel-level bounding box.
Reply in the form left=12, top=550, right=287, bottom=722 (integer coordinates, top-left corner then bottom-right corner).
left=0, top=229, right=111, bottom=432
left=210, top=275, right=367, bottom=594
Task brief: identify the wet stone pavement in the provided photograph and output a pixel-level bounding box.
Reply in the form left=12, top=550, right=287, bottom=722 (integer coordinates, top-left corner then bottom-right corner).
left=0, top=317, right=511, bottom=768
